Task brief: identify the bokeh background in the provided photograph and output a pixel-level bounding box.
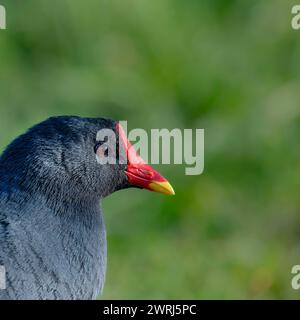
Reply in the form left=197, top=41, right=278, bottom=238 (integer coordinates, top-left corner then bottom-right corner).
left=0, top=0, right=300, bottom=299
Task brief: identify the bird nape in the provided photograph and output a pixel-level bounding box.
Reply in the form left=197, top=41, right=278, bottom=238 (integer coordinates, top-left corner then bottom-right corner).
left=0, top=116, right=174, bottom=300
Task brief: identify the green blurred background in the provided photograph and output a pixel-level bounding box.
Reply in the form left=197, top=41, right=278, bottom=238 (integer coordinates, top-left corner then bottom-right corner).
left=0, top=0, right=300, bottom=299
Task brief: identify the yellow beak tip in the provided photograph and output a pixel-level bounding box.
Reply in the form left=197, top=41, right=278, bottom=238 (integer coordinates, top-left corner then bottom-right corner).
left=148, top=181, right=175, bottom=196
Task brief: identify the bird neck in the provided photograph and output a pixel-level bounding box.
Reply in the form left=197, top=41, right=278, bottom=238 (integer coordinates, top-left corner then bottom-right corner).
left=0, top=159, right=100, bottom=216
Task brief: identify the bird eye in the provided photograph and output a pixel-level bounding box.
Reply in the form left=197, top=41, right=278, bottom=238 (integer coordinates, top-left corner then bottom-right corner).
left=94, top=142, right=110, bottom=158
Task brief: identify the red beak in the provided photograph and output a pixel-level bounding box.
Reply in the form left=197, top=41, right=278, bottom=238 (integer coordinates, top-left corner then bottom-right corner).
left=117, top=123, right=175, bottom=196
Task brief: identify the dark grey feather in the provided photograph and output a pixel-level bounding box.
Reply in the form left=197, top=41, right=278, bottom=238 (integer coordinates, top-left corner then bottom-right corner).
left=0, top=116, right=128, bottom=299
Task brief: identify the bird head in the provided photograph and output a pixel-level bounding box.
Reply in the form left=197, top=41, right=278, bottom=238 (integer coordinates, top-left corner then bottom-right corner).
left=0, top=116, right=175, bottom=201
